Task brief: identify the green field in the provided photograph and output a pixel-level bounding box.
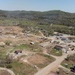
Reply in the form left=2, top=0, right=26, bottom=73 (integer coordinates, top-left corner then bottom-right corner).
left=61, top=54, right=75, bottom=69
left=50, top=49, right=62, bottom=56
left=14, top=43, right=42, bottom=52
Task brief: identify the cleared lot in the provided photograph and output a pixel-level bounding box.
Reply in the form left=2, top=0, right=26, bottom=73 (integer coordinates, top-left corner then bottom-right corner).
left=0, top=70, right=11, bottom=75
left=28, top=53, right=55, bottom=68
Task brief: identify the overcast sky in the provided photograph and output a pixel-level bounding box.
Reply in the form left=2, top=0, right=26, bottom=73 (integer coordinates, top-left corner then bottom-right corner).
left=0, top=0, right=75, bottom=12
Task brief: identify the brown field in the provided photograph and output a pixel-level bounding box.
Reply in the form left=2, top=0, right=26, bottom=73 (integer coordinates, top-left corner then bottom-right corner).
left=28, top=53, right=55, bottom=68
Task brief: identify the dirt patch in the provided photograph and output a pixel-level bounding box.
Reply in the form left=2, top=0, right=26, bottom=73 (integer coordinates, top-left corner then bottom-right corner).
left=0, top=26, right=44, bottom=45
left=28, top=54, right=48, bottom=64
left=28, top=53, right=55, bottom=68
left=0, top=70, right=11, bottom=75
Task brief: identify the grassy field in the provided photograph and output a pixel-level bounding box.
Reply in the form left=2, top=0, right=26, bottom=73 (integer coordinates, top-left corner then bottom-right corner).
left=50, top=49, right=62, bottom=56
left=57, top=68, right=73, bottom=75
left=61, top=54, right=75, bottom=69
left=14, top=43, right=42, bottom=52
left=0, top=46, right=13, bottom=59
left=0, top=19, right=71, bottom=36
left=10, top=60, right=37, bottom=75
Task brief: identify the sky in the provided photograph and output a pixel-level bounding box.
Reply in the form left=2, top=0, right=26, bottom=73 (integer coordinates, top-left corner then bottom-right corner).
left=0, top=0, right=75, bottom=12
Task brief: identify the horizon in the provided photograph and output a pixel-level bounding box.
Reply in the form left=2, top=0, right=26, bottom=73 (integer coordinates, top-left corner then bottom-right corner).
left=0, top=9, right=74, bottom=13
left=0, top=0, right=75, bottom=13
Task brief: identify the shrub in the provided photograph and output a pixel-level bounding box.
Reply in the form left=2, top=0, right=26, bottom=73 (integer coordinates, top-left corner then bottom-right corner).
left=6, top=64, right=12, bottom=68
left=5, top=41, right=11, bottom=46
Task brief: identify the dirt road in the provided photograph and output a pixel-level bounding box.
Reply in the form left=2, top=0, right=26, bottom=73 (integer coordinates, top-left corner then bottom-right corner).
left=35, top=51, right=75, bottom=75
left=35, top=54, right=67, bottom=75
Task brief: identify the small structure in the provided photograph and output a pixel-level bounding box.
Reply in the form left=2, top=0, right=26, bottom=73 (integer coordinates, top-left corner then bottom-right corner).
left=54, top=45, right=63, bottom=50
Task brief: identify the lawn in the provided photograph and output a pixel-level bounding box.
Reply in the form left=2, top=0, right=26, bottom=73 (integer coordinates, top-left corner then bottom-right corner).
left=14, top=43, right=42, bottom=52
left=57, top=68, right=73, bottom=75
left=15, top=44, right=29, bottom=50
left=61, top=54, right=75, bottom=69
left=50, top=49, right=62, bottom=56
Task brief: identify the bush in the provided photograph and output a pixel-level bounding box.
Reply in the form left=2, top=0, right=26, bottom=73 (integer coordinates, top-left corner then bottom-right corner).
left=6, top=64, right=12, bottom=68
left=5, top=41, right=11, bottom=46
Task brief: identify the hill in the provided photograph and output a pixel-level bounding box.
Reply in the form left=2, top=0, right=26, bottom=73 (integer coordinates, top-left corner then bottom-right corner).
left=0, top=10, right=75, bottom=36
left=0, top=10, right=75, bottom=26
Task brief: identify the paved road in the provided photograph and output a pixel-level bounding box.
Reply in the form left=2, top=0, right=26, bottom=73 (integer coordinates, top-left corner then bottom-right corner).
left=35, top=51, right=75, bottom=75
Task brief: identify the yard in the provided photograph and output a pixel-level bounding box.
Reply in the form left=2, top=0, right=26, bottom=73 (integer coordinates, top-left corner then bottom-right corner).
left=49, top=68, right=73, bottom=75
left=28, top=53, right=55, bottom=68
left=14, top=43, right=42, bottom=52
left=50, top=49, right=62, bottom=56
left=61, top=54, right=75, bottom=69
left=57, top=68, right=73, bottom=75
